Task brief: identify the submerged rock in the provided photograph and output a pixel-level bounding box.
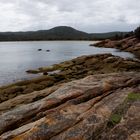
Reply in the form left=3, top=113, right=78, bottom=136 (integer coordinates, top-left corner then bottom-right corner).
left=26, top=69, right=40, bottom=74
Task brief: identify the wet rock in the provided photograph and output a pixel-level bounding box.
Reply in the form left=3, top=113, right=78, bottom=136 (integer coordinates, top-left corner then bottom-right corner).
left=26, top=69, right=40, bottom=74
left=43, top=72, right=48, bottom=75
left=38, top=65, right=61, bottom=73
left=59, top=61, right=74, bottom=68
left=0, top=76, right=57, bottom=103
left=0, top=86, right=24, bottom=103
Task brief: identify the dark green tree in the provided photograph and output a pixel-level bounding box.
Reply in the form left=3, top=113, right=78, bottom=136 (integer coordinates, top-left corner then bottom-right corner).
left=134, top=26, right=140, bottom=39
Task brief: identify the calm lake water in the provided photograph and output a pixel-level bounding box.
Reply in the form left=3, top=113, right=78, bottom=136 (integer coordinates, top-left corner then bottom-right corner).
left=0, top=41, right=134, bottom=86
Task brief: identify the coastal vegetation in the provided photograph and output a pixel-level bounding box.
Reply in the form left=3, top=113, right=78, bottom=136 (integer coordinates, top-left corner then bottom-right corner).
left=134, top=26, right=140, bottom=39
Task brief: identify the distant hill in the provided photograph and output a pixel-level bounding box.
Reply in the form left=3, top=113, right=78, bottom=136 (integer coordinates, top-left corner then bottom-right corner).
left=0, top=26, right=129, bottom=41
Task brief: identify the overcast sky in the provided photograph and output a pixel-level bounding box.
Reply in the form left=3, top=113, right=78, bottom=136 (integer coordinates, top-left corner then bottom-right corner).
left=0, top=0, right=139, bottom=33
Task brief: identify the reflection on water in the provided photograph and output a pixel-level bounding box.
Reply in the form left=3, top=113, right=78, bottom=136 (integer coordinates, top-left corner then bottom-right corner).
left=0, top=41, right=134, bottom=85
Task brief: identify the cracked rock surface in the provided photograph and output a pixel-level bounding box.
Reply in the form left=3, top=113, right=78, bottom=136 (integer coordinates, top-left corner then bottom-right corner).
left=0, top=72, right=139, bottom=140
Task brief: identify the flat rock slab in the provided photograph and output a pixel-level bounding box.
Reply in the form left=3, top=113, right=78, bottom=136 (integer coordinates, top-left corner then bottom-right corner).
left=0, top=72, right=139, bottom=140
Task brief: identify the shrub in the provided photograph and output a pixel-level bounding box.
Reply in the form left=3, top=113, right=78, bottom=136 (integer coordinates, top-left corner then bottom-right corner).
left=134, top=26, right=140, bottom=39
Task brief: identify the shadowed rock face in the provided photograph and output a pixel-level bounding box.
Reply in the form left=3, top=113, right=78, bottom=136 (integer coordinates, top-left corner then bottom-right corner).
left=0, top=72, right=139, bottom=140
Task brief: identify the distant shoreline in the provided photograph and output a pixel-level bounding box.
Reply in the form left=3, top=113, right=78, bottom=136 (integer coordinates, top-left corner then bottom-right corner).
left=0, top=39, right=99, bottom=42
left=0, top=26, right=129, bottom=42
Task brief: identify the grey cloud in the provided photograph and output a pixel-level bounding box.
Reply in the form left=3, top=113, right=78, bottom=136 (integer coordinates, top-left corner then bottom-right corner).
left=0, top=0, right=139, bottom=32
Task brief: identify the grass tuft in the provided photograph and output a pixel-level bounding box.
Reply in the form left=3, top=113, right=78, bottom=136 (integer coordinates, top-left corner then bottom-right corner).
left=127, top=93, right=140, bottom=101
left=108, top=114, right=122, bottom=127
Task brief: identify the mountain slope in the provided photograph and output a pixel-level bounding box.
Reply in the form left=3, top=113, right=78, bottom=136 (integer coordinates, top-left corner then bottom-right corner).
left=0, top=26, right=128, bottom=41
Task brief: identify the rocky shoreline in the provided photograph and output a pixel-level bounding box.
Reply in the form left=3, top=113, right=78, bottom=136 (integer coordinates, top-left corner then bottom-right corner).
left=0, top=47, right=140, bottom=139
left=90, top=36, right=140, bottom=58
left=0, top=53, right=140, bottom=103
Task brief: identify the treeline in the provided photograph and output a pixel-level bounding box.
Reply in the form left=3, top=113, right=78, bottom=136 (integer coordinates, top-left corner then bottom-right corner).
left=90, top=31, right=132, bottom=40
left=134, top=26, right=140, bottom=39
left=0, top=26, right=130, bottom=41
